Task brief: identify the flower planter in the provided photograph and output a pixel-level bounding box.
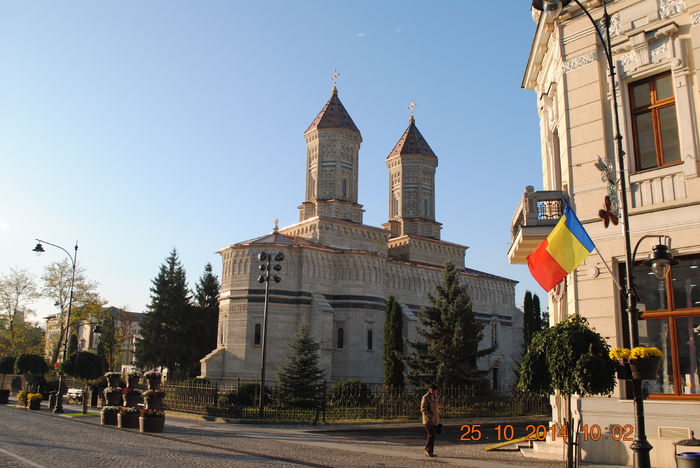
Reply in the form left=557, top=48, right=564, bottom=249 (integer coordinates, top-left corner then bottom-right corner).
left=0, top=389, right=10, bottom=404
left=144, top=396, right=163, bottom=410
left=139, top=416, right=165, bottom=433
left=105, top=373, right=121, bottom=387
left=28, top=399, right=41, bottom=410
left=127, top=376, right=140, bottom=388
left=629, top=356, right=662, bottom=380
left=104, top=390, right=123, bottom=406
left=117, top=412, right=140, bottom=429
left=123, top=393, right=140, bottom=408
left=101, top=411, right=118, bottom=425
left=615, top=359, right=633, bottom=380
left=146, top=376, right=161, bottom=390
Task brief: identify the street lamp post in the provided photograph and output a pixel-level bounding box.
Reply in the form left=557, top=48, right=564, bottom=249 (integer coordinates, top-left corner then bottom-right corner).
left=256, top=251, right=284, bottom=417
left=33, top=238, right=78, bottom=414
left=531, top=2, right=678, bottom=467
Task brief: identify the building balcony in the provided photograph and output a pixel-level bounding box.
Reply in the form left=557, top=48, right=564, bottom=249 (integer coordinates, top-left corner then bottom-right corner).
left=508, top=186, right=565, bottom=264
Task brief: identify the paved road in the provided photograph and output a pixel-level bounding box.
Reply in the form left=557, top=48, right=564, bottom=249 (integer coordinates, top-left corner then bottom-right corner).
left=0, top=404, right=559, bottom=467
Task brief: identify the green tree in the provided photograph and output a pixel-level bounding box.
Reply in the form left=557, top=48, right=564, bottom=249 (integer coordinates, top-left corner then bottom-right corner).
left=383, top=296, right=404, bottom=390
left=0, top=319, right=44, bottom=357
left=277, top=325, right=325, bottom=408
left=518, top=314, right=615, bottom=468
left=14, top=354, right=48, bottom=392
left=194, top=263, right=220, bottom=358
left=66, top=333, right=78, bottom=357
left=406, top=262, right=491, bottom=388
left=60, top=351, right=104, bottom=413
left=0, top=268, right=39, bottom=355
left=41, top=260, right=105, bottom=364
left=135, top=248, right=198, bottom=379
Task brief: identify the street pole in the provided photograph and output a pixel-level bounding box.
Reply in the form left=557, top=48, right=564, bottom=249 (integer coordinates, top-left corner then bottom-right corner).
left=257, top=251, right=283, bottom=417
left=33, top=239, right=78, bottom=415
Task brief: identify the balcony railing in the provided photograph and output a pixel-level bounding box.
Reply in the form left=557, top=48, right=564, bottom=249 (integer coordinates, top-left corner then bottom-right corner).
left=508, top=186, right=565, bottom=264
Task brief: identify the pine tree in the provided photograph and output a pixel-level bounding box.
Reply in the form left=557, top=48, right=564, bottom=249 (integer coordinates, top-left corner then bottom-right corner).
left=194, top=263, right=220, bottom=357
left=383, top=296, right=404, bottom=390
left=534, top=293, right=548, bottom=329
left=523, top=291, right=544, bottom=352
left=135, top=248, right=197, bottom=379
left=277, top=325, right=325, bottom=408
left=406, top=262, right=489, bottom=388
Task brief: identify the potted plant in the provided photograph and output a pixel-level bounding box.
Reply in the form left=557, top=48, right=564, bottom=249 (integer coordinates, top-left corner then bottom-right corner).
left=16, top=390, right=28, bottom=408
left=142, top=389, right=166, bottom=410
left=104, top=372, right=122, bottom=387
left=0, top=356, right=16, bottom=404
left=103, top=386, right=123, bottom=406
left=122, top=387, right=141, bottom=407
left=629, top=346, right=663, bottom=380
left=144, top=371, right=161, bottom=390
left=100, top=406, right=119, bottom=425
left=139, top=408, right=165, bottom=433
left=27, top=393, right=43, bottom=410
left=117, top=406, right=140, bottom=429
left=609, top=348, right=633, bottom=379
left=126, top=371, right=141, bottom=389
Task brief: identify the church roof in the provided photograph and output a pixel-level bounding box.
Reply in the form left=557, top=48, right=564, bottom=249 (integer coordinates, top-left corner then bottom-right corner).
left=388, top=117, right=436, bottom=158
left=236, top=230, right=329, bottom=249
left=305, top=88, right=361, bottom=136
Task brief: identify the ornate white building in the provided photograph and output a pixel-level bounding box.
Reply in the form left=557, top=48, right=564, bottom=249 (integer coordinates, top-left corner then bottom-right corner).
left=201, top=86, right=523, bottom=388
left=511, top=1, right=700, bottom=466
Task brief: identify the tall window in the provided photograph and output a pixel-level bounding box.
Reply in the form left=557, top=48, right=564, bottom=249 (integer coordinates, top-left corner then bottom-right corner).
left=342, top=179, right=347, bottom=197
left=337, top=327, right=344, bottom=349
left=423, top=199, right=429, bottom=217
left=254, top=323, right=261, bottom=345
left=630, top=72, right=681, bottom=171
left=367, top=329, right=373, bottom=350
left=621, top=254, right=700, bottom=397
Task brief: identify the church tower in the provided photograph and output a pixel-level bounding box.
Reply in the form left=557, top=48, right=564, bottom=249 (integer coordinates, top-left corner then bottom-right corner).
left=298, top=86, right=364, bottom=224
left=383, top=115, right=441, bottom=239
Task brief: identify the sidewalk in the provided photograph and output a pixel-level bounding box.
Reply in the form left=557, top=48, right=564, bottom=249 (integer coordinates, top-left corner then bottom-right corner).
left=7, top=398, right=627, bottom=468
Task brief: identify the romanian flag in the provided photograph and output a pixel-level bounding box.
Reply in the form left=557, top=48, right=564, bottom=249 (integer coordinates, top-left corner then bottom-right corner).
left=527, top=205, right=595, bottom=291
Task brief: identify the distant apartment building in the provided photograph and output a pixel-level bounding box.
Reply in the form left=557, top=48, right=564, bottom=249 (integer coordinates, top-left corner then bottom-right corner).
left=45, top=306, right=142, bottom=371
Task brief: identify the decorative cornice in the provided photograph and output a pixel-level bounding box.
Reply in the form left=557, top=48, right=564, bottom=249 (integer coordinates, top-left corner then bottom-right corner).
left=562, top=51, right=597, bottom=73
left=659, top=0, right=685, bottom=20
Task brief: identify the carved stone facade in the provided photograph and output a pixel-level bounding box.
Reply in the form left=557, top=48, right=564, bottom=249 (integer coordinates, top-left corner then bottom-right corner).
left=201, top=88, right=523, bottom=389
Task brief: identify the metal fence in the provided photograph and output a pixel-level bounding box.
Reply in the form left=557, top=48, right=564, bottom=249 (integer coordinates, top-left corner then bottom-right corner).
left=160, top=380, right=550, bottom=423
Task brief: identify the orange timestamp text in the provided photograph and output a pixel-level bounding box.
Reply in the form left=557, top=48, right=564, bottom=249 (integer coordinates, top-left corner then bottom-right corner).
left=459, top=424, right=635, bottom=442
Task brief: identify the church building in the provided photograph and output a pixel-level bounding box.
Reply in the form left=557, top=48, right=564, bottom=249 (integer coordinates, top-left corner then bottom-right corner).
left=200, top=85, right=523, bottom=389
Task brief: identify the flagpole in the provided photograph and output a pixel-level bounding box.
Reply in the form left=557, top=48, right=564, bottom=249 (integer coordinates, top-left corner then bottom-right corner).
left=593, top=246, right=623, bottom=292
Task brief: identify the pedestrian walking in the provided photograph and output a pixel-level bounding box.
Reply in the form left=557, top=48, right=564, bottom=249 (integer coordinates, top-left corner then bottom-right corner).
left=420, top=384, right=441, bottom=457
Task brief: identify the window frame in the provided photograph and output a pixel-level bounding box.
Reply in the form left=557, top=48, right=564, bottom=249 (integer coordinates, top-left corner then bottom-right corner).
left=620, top=255, right=700, bottom=400
left=629, top=71, right=682, bottom=172
left=254, top=323, right=261, bottom=346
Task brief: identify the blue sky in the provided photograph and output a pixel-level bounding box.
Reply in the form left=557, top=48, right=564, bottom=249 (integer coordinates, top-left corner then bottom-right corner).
left=1, top=1, right=545, bottom=320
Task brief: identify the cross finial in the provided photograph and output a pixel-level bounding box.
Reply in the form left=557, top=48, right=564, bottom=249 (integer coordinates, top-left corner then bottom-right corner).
left=332, top=69, right=340, bottom=87
left=408, top=100, right=416, bottom=122
left=273, top=219, right=279, bottom=232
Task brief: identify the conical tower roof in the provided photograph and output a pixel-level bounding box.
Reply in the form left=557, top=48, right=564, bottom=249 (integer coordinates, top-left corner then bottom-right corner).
left=305, top=88, right=361, bottom=136
left=388, top=117, right=436, bottom=158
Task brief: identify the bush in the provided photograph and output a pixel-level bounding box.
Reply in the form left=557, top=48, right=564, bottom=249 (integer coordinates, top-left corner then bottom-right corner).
left=329, top=380, right=374, bottom=407
left=60, top=352, right=104, bottom=381
left=14, top=354, right=48, bottom=377
left=0, top=356, right=16, bottom=375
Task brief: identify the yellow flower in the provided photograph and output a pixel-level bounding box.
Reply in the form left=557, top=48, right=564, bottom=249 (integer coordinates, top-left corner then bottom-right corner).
left=630, top=347, right=663, bottom=359
left=609, top=348, right=631, bottom=360
left=27, top=393, right=43, bottom=402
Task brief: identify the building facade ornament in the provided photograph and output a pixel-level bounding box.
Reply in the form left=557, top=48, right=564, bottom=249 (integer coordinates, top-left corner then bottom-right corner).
left=659, top=0, right=685, bottom=20
left=562, top=50, right=597, bottom=73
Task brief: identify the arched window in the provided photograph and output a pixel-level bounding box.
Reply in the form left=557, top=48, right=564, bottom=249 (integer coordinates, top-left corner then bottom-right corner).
left=423, top=199, right=429, bottom=217
left=337, top=327, right=344, bottom=349
left=342, top=179, right=347, bottom=197
left=491, top=318, right=498, bottom=348
left=254, top=323, right=261, bottom=345
left=492, top=367, right=499, bottom=391
left=367, top=329, right=373, bottom=350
